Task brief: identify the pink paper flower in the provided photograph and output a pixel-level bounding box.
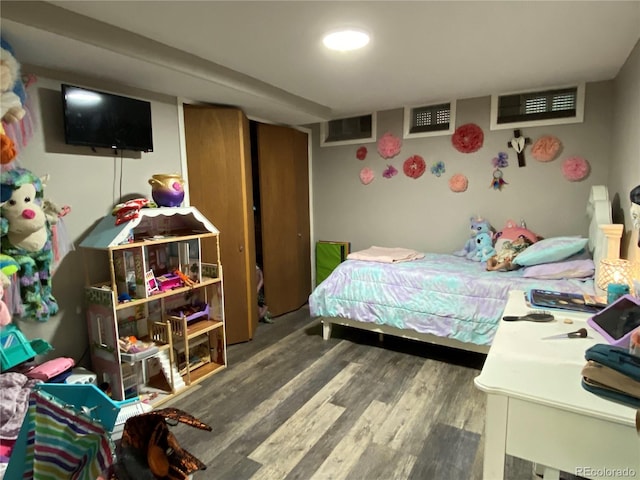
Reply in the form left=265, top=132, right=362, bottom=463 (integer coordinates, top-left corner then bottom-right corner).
left=383, top=164, right=398, bottom=179
left=359, top=167, right=374, bottom=185
left=403, top=155, right=426, bottom=179
left=356, top=146, right=367, bottom=160
left=531, top=135, right=561, bottom=162
left=377, top=133, right=402, bottom=159
left=451, top=123, right=484, bottom=153
left=449, top=173, right=468, bottom=192
left=562, top=156, right=590, bottom=181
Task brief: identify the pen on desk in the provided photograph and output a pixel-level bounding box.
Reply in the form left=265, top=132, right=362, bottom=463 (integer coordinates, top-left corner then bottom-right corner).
left=542, top=328, right=588, bottom=340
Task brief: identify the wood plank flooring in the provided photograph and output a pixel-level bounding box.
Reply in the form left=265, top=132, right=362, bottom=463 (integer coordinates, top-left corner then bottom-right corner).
left=165, top=306, right=563, bottom=480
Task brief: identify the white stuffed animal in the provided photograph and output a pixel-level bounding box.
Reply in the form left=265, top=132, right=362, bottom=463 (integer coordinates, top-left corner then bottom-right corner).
left=0, top=40, right=25, bottom=124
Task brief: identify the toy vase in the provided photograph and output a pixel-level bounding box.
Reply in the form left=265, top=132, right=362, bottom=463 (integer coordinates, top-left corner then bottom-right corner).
left=148, top=174, right=185, bottom=207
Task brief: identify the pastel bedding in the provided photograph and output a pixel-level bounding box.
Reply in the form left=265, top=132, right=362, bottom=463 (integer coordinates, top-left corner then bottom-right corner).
left=308, top=253, right=596, bottom=347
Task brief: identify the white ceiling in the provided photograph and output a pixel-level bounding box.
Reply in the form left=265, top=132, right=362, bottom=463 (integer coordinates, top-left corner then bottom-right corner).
left=2, top=1, right=639, bottom=126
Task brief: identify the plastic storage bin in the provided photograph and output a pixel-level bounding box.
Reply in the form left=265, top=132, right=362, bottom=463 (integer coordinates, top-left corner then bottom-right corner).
left=0, top=325, right=52, bottom=372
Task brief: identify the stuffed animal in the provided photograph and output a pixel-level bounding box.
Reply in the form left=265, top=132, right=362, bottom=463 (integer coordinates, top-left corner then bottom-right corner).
left=472, top=232, right=496, bottom=262
left=0, top=253, right=18, bottom=286
left=0, top=37, right=26, bottom=125
left=453, top=216, right=493, bottom=259
left=0, top=167, right=58, bottom=321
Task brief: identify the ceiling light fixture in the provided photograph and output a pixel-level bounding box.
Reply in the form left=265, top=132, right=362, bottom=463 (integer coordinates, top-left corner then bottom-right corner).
left=323, top=29, right=370, bottom=51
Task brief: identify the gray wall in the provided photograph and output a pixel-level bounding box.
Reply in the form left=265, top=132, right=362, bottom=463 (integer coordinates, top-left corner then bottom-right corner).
left=12, top=75, right=183, bottom=364
left=610, top=39, right=640, bottom=260
left=311, top=82, right=614, bottom=255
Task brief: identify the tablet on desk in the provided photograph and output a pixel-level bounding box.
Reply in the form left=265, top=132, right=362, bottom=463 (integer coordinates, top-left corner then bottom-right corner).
left=587, top=294, right=640, bottom=347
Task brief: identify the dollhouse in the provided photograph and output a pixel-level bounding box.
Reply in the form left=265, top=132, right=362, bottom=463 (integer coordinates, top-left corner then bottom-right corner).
left=79, top=206, right=226, bottom=406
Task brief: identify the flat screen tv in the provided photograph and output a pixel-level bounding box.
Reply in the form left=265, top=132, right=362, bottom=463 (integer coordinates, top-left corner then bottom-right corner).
left=61, top=84, right=153, bottom=152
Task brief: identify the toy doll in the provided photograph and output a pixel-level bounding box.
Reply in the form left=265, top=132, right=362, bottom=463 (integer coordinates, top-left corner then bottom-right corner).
left=486, top=235, right=533, bottom=271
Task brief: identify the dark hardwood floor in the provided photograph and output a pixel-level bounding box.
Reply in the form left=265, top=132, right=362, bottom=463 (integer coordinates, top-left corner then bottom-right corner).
left=165, top=306, right=550, bottom=480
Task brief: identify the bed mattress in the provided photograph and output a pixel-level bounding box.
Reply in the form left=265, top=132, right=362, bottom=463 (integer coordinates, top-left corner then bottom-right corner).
left=308, top=253, right=595, bottom=346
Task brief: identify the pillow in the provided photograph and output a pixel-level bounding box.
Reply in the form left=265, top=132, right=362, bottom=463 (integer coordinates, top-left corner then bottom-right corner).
left=513, top=236, right=589, bottom=266
left=522, top=259, right=595, bottom=280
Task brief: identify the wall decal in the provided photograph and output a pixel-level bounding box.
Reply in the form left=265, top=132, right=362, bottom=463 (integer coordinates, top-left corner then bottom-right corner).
left=531, top=135, right=561, bottom=162
left=507, top=129, right=531, bottom=167
left=403, top=155, right=426, bottom=179
left=359, top=167, right=375, bottom=185
left=452, top=123, right=484, bottom=153
left=377, top=132, right=402, bottom=159
left=492, top=152, right=509, bottom=168
left=490, top=168, right=508, bottom=190
left=430, top=161, right=446, bottom=177
left=449, top=173, right=469, bottom=192
left=562, top=156, right=590, bottom=181
left=356, top=146, right=367, bottom=160
left=383, top=164, right=398, bottom=179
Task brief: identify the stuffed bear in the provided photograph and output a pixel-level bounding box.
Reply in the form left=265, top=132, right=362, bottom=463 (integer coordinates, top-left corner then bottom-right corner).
left=472, top=232, right=496, bottom=262
left=0, top=167, right=58, bottom=321
left=453, top=216, right=493, bottom=259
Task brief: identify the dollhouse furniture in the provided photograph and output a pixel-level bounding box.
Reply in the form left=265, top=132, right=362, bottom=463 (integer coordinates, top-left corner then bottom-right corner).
left=475, top=290, right=639, bottom=480
left=79, top=207, right=226, bottom=407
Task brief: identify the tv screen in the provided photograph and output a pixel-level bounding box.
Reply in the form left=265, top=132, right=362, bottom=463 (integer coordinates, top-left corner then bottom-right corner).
left=62, top=84, right=153, bottom=152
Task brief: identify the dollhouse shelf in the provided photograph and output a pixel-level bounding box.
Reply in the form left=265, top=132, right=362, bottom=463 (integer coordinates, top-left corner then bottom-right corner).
left=80, top=206, right=227, bottom=408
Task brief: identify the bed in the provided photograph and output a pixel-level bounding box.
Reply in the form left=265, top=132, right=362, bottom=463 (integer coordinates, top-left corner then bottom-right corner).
left=309, top=185, right=623, bottom=354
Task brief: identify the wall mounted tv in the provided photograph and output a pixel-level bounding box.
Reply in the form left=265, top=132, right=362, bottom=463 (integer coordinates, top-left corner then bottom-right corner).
left=61, top=84, right=153, bottom=152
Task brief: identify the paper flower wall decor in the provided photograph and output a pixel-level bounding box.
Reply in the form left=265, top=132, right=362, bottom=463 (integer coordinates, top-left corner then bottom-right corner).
left=449, top=173, right=469, bottom=192
left=562, top=156, right=590, bottom=182
left=377, top=132, right=402, bottom=159
left=531, top=135, right=562, bottom=162
left=383, top=164, right=398, bottom=179
left=430, top=161, right=445, bottom=177
left=356, top=146, right=368, bottom=160
left=403, top=155, right=426, bottom=179
left=359, top=167, right=375, bottom=185
left=492, top=152, right=509, bottom=168
left=451, top=123, right=484, bottom=153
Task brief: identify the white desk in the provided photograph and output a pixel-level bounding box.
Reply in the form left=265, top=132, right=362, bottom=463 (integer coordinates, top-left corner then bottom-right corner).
left=474, top=290, right=639, bottom=480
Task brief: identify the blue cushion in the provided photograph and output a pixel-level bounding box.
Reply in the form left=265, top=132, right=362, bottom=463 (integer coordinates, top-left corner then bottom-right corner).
left=513, top=236, right=589, bottom=267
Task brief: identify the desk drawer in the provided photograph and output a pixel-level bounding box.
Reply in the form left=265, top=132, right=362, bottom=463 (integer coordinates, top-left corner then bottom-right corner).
left=506, top=398, right=639, bottom=479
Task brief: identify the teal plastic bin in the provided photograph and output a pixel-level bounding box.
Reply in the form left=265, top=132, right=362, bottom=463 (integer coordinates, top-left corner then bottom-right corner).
left=0, top=324, right=52, bottom=372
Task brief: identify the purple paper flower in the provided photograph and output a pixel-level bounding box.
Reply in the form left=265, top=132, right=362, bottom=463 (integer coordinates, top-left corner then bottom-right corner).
left=383, top=165, right=398, bottom=178
left=492, top=152, right=509, bottom=168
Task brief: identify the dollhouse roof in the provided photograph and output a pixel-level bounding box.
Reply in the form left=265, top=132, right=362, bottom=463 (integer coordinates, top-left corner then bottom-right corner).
left=79, top=206, right=219, bottom=249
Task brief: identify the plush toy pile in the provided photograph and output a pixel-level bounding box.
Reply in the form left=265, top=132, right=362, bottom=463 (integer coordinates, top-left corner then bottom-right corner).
left=453, top=216, right=540, bottom=270
left=0, top=38, right=68, bottom=323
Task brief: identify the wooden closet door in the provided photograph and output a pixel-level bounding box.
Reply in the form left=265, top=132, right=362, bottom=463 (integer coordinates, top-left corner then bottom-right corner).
left=257, top=124, right=311, bottom=316
left=183, top=105, right=258, bottom=344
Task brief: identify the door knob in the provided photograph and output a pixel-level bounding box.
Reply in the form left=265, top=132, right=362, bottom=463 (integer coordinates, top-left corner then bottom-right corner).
left=297, top=233, right=302, bottom=238
left=239, top=245, right=244, bottom=252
